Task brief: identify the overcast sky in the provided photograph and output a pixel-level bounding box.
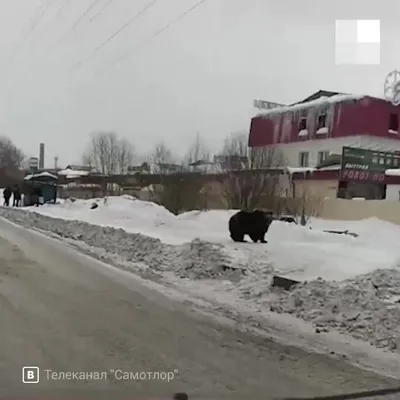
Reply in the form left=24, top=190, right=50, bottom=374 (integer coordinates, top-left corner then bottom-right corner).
left=0, top=0, right=399, bottom=167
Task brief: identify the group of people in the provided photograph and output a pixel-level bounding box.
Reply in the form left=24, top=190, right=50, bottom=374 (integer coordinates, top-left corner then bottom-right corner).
left=3, top=185, right=22, bottom=207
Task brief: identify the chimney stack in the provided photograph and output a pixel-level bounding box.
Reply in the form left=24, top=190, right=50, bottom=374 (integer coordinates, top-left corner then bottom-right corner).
left=39, top=143, right=45, bottom=169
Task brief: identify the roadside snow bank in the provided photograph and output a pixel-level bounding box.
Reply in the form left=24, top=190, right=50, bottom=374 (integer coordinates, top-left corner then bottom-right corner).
left=1, top=206, right=399, bottom=354
left=19, top=196, right=400, bottom=282
left=0, top=207, right=239, bottom=280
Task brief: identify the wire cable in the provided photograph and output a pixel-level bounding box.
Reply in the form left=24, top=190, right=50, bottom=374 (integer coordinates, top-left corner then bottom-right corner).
left=3, top=0, right=53, bottom=75
left=52, top=0, right=102, bottom=48
left=88, top=0, right=115, bottom=23
left=111, top=0, right=208, bottom=67
left=20, top=0, right=53, bottom=46
left=71, top=0, right=160, bottom=71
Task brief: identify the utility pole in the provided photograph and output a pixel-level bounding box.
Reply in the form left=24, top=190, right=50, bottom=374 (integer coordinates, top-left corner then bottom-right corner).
left=54, top=156, right=59, bottom=170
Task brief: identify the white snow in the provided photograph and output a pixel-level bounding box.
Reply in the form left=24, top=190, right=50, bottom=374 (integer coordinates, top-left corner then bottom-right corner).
left=12, top=196, right=400, bottom=281
left=316, top=127, right=328, bottom=135
left=58, top=168, right=90, bottom=177
left=0, top=196, right=400, bottom=368
left=24, top=171, right=58, bottom=180
left=298, top=129, right=308, bottom=137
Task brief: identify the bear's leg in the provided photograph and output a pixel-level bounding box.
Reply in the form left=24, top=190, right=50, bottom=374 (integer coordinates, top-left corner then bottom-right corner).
left=249, top=233, right=259, bottom=243
left=260, top=232, right=267, bottom=243
left=230, top=233, right=245, bottom=242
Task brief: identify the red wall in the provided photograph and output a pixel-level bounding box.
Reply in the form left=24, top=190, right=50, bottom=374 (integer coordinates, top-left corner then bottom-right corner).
left=249, top=97, right=400, bottom=147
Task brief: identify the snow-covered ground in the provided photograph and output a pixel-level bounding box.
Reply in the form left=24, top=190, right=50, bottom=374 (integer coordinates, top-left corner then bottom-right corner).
left=18, top=196, right=400, bottom=281
left=0, top=195, right=399, bottom=376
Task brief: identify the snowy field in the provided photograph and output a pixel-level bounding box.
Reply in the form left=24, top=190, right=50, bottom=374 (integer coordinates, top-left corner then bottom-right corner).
left=0, top=195, right=399, bottom=377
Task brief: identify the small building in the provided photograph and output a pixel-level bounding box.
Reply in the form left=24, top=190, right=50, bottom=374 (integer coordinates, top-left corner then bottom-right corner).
left=249, top=90, right=400, bottom=168
left=23, top=172, right=58, bottom=205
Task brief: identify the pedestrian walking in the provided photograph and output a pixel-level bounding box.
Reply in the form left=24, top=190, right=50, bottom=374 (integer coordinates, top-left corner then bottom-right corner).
left=12, top=185, right=21, bottom=207
left=3, top=186, right=11, bottom=206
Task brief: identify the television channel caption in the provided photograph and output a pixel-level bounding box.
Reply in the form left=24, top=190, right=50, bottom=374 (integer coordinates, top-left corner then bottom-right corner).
left=23, top=366, right=179, bottom=384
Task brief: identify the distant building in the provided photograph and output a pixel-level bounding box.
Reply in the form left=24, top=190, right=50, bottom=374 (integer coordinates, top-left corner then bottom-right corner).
left=64, top=164, right=93, bottom=172
left=249, top=90, right=400, bottom=167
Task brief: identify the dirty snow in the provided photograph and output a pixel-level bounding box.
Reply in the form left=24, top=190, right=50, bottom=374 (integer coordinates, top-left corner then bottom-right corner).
left=0, top=196, right=399, bottom=359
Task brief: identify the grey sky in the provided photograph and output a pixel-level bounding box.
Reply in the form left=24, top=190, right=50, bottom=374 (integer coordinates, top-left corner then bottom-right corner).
left=0, top=0, right=399, bottom=167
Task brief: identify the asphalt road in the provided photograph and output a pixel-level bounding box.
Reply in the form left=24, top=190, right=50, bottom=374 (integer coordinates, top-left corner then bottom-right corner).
left=0, top=216, right=398, bottom=399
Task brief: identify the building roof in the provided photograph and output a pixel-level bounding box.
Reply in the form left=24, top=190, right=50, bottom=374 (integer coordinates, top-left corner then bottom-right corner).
left=255, top=90, right=367, bottom=118
left=291, top=90, right=345, bottom=105
left=58, top=168, right=90, bottom=177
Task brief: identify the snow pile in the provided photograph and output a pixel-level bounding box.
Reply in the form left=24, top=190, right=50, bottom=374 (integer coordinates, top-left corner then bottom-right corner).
left=16, top=196, right=400, bottom=282
left=266, top=269, right=400, bottom=350
left=0, top=207, right=238, bottom=281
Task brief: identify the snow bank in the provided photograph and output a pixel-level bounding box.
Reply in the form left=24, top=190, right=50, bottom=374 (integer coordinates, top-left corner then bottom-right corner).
left=19, top=196, right=400, bottom=281
left=269, top=270, right=400, bottom=350
left=0, top=207, right=239, bottom=281
left=1, top=197, right=400, bottom=354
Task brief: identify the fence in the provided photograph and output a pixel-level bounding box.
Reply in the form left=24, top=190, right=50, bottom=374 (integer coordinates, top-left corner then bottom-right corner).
left=320, top=198, right=400, bottom=224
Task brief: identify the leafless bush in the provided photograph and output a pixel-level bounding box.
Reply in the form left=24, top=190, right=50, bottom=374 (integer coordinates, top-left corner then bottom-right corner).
left=82, top=131, right=135, bottom=175
left=287, top=183, right=323, bottom=225
left=218, top=132, right=287, bottom=211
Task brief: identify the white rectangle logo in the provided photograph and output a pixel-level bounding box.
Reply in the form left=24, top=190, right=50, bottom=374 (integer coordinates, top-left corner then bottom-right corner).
left=22, top=366, right=39, bottom=383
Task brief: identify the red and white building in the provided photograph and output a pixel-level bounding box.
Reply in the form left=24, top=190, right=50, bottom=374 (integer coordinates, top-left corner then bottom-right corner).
left=249, top=90, right=400, bottom=168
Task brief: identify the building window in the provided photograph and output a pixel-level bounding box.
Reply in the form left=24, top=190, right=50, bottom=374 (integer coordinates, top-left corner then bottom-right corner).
left=317, top=114, right=327, bottom=129
left=389, top=113, right=399, bottom=132
left=318, top=151, right=329, bottom=164
left=299, top=151, right=309, bottom=167
left=299, top=117, right=307, bottom=131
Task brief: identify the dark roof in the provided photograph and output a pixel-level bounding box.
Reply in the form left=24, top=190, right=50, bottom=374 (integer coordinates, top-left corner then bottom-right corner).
left=292, top=90, right=346, bottom=105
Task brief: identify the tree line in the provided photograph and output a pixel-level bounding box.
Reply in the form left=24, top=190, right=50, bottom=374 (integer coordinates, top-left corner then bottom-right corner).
left=0, top=132, right=320, bottom=220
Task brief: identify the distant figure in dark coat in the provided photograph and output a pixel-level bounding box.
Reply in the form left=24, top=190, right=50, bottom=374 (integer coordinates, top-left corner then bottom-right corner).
left=229, top=210, right=273, bottom=243
left=12, top=185, right=21, bottom=207
left=34, top=186, right=42, bottom=207
left=3, top=186, right=11, bottom=206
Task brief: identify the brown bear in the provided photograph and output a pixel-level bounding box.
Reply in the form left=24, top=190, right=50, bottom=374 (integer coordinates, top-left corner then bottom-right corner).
left=228, top=210, right=273, bottom=243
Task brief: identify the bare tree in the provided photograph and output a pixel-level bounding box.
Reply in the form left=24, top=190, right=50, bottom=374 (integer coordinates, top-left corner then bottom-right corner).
left=150, top=141, right=180, bottom=174
left=117, top=138, right=135, bottom=174
left=219, top=132, right=286, bottom=210
left=146, top=141, right=205, bottom=214
left=0, top=137, right=24, bottom=170
left=183, top=132, right=211, bottom=172
left=82, top=132, right=135, bottom=175
left=288, top=182, right=323, bottom=225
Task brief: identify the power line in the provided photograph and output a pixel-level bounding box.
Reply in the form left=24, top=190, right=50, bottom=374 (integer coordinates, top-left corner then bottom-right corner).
left=20, top=0, right=53, bottom=45
left=3, top=0, right=53, bottom=75
left=71, top=0, right=160, bottom=71
left=112, top=0, right=208, bottom=68
left=88, top=0, right=115, bottom=23
left=52, top=0, right=102, bottom=49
